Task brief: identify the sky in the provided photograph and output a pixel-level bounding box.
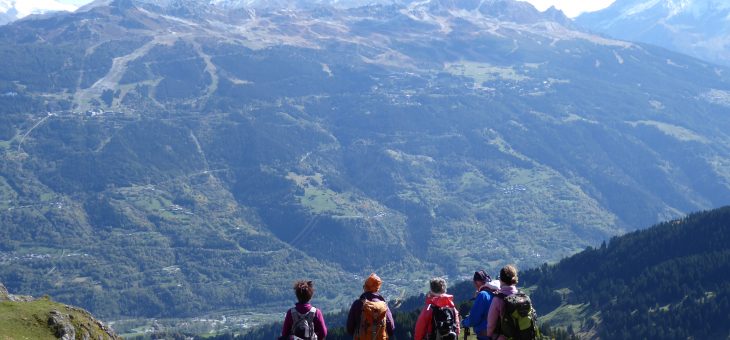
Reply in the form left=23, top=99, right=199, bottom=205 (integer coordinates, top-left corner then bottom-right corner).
left=52, top=0, right=617, bottom=18
left=518, top=0, right=617, bottom=17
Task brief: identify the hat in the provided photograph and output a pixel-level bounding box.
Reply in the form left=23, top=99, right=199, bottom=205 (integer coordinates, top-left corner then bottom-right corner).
left=363, top=273, right=382, bottom=292
left=473, top=270, right=489, bottom=283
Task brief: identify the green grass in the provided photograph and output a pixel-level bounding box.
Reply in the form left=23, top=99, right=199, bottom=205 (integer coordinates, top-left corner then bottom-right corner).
left=302, top=187, right=340, bottom=213
left=120, top=187, right=182, bottom=220
left=458, top=171, right=488, bottom=192
left=540, top=303, right=591, bottom=332
left=0, top=298, right=115, bottom=339
left=444, top=61, right=529, bottom=85
left=0, top=300, right=57, bottom=339
left=627, top=120, right=708, bottom=143
left=287, top=172, right=361, bottom=216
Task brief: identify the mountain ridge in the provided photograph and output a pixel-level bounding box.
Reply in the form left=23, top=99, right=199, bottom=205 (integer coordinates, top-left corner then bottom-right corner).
left=577, top=0, right=730, bottom=66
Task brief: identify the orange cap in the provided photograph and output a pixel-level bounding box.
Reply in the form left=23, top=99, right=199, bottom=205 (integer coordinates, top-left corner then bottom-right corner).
left=363, top=273, right=382, bottom=292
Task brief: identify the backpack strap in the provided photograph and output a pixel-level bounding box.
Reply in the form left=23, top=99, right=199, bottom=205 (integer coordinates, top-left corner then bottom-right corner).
left=289, top=307, right=303, bottom=335
left=305, top=307, right=317, bottom=339
left=494, top=294, right=506, bottom=337
left=428, top=304, right=437, bottom=337
left=305, top=307, right=317, bottom=322
left=355, top=298, right=367, bottom=338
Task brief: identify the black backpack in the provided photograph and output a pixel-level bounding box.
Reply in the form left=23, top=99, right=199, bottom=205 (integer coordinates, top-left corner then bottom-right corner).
left=496, top=291, right=539, bottom=340
left=429, top=305, right=457, bottom=340
left=289, top=307, right=318, bottom=340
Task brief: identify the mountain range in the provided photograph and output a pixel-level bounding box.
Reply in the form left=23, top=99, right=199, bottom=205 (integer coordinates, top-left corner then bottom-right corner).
left=1, top=0, right=729, bottom=324
left=577, top=0, right=730, bottom=66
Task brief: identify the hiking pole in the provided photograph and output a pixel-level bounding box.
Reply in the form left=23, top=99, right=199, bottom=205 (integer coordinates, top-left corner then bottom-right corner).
left=462, top=299, right=473, bottom=339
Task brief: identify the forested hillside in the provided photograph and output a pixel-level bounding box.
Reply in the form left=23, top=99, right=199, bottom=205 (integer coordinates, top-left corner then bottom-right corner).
left=526, top=206, right=730, bottom=339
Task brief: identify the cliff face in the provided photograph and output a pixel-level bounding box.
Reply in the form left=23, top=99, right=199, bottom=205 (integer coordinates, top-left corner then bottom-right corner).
left=0, top=283, right=120, bottom=340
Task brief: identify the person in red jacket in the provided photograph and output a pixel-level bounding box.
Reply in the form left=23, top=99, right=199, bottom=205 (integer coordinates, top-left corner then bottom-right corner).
left=414, top=277, right=460, bottom=340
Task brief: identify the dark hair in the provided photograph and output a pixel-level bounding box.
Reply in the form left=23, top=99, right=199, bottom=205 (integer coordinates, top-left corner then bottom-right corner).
left=473, top=270, right=489, bottom=283
left=293, top=280, right=314, bottom=303
left=499, top=265, right=518, bottom=285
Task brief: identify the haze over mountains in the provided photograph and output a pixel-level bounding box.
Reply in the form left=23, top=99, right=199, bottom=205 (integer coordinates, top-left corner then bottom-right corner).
left=1, top=0, right=729, bottom=325
left=0, top=0, right=78, bottom=25
left=578, top=0, right=730, bottom=66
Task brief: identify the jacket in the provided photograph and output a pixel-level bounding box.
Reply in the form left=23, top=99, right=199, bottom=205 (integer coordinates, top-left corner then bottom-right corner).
left=486, top=285, right=519, bottom=340
left=281, top=302, right=328, bottom=339
left=461, top=285, right=495, bottom=335
left=346, top=292, right=395, bottom=336
left=414, top=293, right=461, bottom=340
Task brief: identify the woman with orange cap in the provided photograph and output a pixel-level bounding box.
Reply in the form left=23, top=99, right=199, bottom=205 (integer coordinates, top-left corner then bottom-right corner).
left=346, top=273, right=395, bottom=339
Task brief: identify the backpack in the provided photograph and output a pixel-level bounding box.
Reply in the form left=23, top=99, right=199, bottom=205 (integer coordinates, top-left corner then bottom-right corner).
left=289, top=307, right=318, bottom=340
left=355, top=298, right=388, bottom=340
left=428, top=305, right=457, bottom=340
left=497, top=291, right=539, bottom=340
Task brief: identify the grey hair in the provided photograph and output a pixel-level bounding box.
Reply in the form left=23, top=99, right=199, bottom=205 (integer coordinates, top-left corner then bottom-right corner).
left=429, top=277, right=447, bottom=294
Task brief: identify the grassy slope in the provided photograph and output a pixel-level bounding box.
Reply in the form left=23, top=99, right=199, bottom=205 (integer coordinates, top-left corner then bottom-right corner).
left=0, top=298, right=117, bottom=340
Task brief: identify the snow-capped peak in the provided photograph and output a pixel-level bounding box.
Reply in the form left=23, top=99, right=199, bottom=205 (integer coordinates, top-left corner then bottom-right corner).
left=618, top=0, right=730, bottom=20
left=0, top=0, right=77, bottom=19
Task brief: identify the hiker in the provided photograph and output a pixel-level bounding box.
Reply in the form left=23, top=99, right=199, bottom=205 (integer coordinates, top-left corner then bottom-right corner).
left=486, top=265, right=519, bottom=340
left=461, top=270, right=498, bottom=340
left=281, top=280, right=328, bottom=340
left=346, top=273, right=395, bottom=339
left=487, top=265, right=539, bottom=340
left=414, top=277, right=460, bottom=340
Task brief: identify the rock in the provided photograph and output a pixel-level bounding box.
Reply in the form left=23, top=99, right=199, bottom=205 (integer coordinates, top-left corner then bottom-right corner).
left=1, top=283, right=120, bottom=339
left=0, top=283, right=9, bottom=301
left=48, top=309, right=76, bottom=340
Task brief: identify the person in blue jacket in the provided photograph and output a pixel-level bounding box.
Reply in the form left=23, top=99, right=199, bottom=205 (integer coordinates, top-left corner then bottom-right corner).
left=461, top=270, right=499, bottom=340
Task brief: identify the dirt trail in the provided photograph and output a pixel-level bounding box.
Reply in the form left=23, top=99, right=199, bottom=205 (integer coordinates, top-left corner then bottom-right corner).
left=17, top=113, right=53, bottom=153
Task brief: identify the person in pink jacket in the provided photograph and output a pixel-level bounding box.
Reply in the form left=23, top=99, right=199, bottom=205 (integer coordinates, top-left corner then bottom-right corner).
left=281, top=280, right=328, bottom=339
left=486, top=265, right=520, bottom=340
left=414, top=277, right=461, bottom=340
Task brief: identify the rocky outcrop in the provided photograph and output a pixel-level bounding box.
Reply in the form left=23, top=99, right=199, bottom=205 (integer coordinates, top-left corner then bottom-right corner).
left=0, top=282, right=8, bottom=301
left=48, top=310, right=76, bottom=340
left=0, top=282, right=121, bottom=339
left=0, top=282, right=34, bottom=302
left=47, top=307, right=121, bottom=340
left=0, top=282, right=30, bottom=302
